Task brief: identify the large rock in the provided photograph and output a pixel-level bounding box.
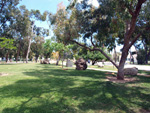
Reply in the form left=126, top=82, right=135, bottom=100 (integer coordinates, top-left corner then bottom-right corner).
left=40, top=59, right=50, bottom=64
left=75, top=58, right=87, bottom=70
left=124, top=67, right=138, bottom=76
left=97, top=62, right=104, bottom=67
left=66, top=60, right=73, bottom=67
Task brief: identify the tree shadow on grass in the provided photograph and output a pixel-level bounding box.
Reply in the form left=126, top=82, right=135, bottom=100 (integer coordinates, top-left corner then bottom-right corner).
left=138, top=70, right=150, bottom=75
left=1, top=64, right=150, bottom=113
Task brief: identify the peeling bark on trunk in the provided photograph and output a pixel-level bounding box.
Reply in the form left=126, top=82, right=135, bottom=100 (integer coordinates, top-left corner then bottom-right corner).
left=26, top=37, right=31, bottom=63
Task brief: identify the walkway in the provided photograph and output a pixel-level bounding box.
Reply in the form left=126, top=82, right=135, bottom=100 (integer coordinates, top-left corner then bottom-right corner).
left=87, top=68, right=117, bottom=73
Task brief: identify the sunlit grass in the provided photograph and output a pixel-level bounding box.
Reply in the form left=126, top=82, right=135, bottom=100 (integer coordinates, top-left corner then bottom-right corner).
left=89, top=65, right=117, bottom=71
left=0, top=63, right=150, bottom=113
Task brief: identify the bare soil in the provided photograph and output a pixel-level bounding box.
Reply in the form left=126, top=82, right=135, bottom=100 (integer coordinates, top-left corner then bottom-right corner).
left=106, top=76, right=139, bottom=83
left=0, top=73, right=9, bottom=77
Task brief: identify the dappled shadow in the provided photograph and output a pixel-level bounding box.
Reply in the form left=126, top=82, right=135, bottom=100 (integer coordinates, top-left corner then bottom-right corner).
left=138, top=70, right=150, bottom=75
left=0, top=64, right=150, bottom=112
left=23, top=64, right=107, bottom=79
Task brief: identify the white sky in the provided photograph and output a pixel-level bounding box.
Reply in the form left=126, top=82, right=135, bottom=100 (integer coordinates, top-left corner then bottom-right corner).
left=78, top=0, right=99, bottom=7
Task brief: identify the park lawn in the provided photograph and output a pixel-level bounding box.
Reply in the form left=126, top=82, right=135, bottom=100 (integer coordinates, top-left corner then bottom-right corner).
left=89, top=65, right=117, bottom=71
left=0, top=63, right=150, bottom=113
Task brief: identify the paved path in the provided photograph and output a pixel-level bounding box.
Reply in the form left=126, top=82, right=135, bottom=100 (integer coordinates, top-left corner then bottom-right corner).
left=125, top=64, right=150, bottom=71
left=95, top=62, right=150, bottom=71
left=87, top=68, right=117, bottom=73
left=88, top=64, right=150, bottom=72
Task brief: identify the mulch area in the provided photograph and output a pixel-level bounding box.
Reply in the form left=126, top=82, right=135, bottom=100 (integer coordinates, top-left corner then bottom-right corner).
left=105, top=72, right=139, bottom=83
left=62, top=68, right=68, bottom=70
left=105, top=71, right=150, bottom=83
left=106, top=76, right=139, bottom=83
left=140, top=109, right=150, bottom=113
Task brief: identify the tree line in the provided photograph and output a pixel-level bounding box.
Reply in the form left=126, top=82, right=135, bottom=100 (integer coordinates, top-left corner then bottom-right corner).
left=0, top=0, right=150, bottom=80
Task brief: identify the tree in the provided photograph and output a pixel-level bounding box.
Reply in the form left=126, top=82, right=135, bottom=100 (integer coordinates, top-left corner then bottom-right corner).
left=43, top=39, right=54, bottom=60
left=13, top=5, right=49, bottom=63
left=78, top=47, right=107, bottom=65
left=31, top=36, right=45, bottom=62
left=0, top=37, right=16, bottom=62
left=0, top=37, right=16, bottom=49
left=0, top=0, right=20, bottom=30
left=52, top=42, right=64, bottom=65
left=64, top=0, right=150, bottom=80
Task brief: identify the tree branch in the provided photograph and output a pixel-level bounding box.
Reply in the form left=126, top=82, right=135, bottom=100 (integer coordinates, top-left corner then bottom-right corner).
left=0, top=18, right=9, bottom=29
left=128, top=33, right=141, bottom=49
left=91, top=35, right=96, bottom=47
left=127, top=4, right=134, bottom=16
left=128, top=26, right=150, bottom=49
left=70, top=39, right=119, bottom=69
left=0, top=0, right=5, bottom=14
left=125, top=0, right=146, bottom=42
left=134, top=0, right=147, bottom=16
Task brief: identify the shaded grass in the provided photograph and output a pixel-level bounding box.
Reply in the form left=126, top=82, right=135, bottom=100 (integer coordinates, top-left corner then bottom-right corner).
left=0, top=63, right=150, bottom=113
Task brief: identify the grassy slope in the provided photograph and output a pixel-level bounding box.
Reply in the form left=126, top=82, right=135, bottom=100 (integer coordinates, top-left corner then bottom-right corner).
left=0, top=63, right=150, bottom=113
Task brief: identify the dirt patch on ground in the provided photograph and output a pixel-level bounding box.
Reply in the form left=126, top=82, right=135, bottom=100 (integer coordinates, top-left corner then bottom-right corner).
left=62, top=68, right=68, bottom=70
left=0, top=73, right=9, bottom=77
left=140, top=109, right=150, bottom=113
left=106, top=76, right=139, bottom=83
left=105, top=72, right=116, bottom=75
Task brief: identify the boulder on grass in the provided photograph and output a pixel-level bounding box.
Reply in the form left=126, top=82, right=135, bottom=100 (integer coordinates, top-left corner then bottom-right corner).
left=40, top=59, right=50, bottom=64
left=97, top=62, right=104, bottom=67
left=124, top=67, right=138, bottom=76
left=75, top=58, right=87, bottom=70
left=66, top=60, right=73, bottom=67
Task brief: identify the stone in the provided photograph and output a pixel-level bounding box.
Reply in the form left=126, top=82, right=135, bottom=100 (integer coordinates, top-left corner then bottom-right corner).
left=66, top=60, right=73, bottom=67
left=75, top=58, right=87, bottom=70
left=124, top=67, right=138, bottom=76
left=40, top=59, right=50, bottom=64
left=97, top=62, right=104, bottom=67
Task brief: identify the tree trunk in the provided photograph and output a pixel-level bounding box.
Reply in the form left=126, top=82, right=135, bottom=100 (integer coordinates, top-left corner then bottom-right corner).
left=6, top=52, right=9, bottom=63
left=114, top=47, right=117, bottom=63
left=56, top=53, right=61, bottom=65
left=130, top=51, right=132, bottom=64
left=62, top=52, right=65, bottom=68
left=92, top=60, right=96, bottom=65
left=117, top=48, right=128, bottom=80
left=26, top=37, right=31, bottom=63
left=16, top=38, right=21, bottom=63
left=147, top=49, right=150, bottom=64
left=145, top=46, right=148, bottom=64
left=62, top=60, right=64, bottom=68
left=23, top=58, right=25, bottom=63
left=36, top=56, right=38, bottom=63
left=9, top=54, right=12, bottom=62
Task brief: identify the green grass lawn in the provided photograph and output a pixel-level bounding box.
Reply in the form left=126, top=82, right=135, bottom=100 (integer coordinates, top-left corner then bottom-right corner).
left=0, top=63, right=150, bottom=113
